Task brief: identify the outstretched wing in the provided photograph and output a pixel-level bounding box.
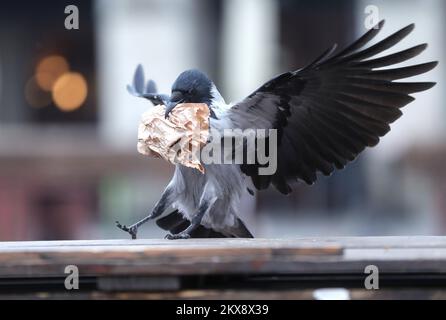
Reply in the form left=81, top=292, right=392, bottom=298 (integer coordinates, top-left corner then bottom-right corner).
left=226, top=20, right=437, bottom=194
left=127, top=64, right=169, bottom=105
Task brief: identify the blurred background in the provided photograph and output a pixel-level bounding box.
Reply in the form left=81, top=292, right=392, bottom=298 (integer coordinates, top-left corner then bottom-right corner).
left=0, top=0, right=444, bottom=240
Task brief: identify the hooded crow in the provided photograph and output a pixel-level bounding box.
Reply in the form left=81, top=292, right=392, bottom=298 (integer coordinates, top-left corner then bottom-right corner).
left=117, top=21, right=437, bottom=239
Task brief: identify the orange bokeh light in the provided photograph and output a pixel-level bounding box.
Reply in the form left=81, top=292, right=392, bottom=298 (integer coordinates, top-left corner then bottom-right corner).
left=36, top=55, right=69, bottom=91
left=52, top=72, right=88, bottom=112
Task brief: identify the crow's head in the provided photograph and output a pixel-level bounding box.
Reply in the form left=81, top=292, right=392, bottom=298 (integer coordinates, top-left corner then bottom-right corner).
left=165, top=69, right=214, bottom=118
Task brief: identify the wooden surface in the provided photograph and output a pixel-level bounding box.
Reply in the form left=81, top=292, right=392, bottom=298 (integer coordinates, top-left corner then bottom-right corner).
left=1, top=237, right=446, bottom=299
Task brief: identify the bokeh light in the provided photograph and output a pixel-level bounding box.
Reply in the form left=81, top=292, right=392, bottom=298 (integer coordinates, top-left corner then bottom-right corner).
left=36, top=55, right=69, bottom=91
left=52, top=72, right=88, bottom=112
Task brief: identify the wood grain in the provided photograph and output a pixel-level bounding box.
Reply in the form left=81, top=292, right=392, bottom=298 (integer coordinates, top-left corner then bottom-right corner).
left=1, top=237, right=446, bottom=299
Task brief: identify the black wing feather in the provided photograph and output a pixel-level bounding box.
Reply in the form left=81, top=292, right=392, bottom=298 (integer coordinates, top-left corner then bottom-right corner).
left=228, top=20, right=437, bottom=194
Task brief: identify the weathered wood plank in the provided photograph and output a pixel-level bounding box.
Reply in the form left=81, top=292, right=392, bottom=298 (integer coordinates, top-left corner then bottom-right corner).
left=0, top=238, right=343, bottom=277
left=3, top=236, right=446, bottom=250
left=2, top=237, right=446, bottom=299
left=0, top=237, right=446, bottom=278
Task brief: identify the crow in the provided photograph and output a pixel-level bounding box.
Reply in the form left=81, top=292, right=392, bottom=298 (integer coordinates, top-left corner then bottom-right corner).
left=116, top=21, right=437, bottom=239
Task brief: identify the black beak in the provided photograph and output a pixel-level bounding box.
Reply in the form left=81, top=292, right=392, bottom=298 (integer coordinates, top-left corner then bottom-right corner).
left=164, top=101, right=179, bottom=118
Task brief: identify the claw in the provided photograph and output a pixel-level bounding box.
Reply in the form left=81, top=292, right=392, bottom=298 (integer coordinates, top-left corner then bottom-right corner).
left=165, top=232, right=191, bottom=240
left=116, top=221, right=138, bottom=239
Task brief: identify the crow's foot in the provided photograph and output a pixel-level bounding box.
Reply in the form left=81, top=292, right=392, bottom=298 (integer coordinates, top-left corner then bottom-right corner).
left=116, top=221, right=138, bottom=239
left=165, top=232, right=191, bottom=240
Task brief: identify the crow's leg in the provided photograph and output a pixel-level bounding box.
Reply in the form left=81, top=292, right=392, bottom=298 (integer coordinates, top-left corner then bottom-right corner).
left=116, top=187, right=173, bottom=239
left=165, top=196, right=217, bottom=240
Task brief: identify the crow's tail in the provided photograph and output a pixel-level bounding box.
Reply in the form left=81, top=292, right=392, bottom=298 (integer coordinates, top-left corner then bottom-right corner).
left=156, top=210, right=254, bottom=238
